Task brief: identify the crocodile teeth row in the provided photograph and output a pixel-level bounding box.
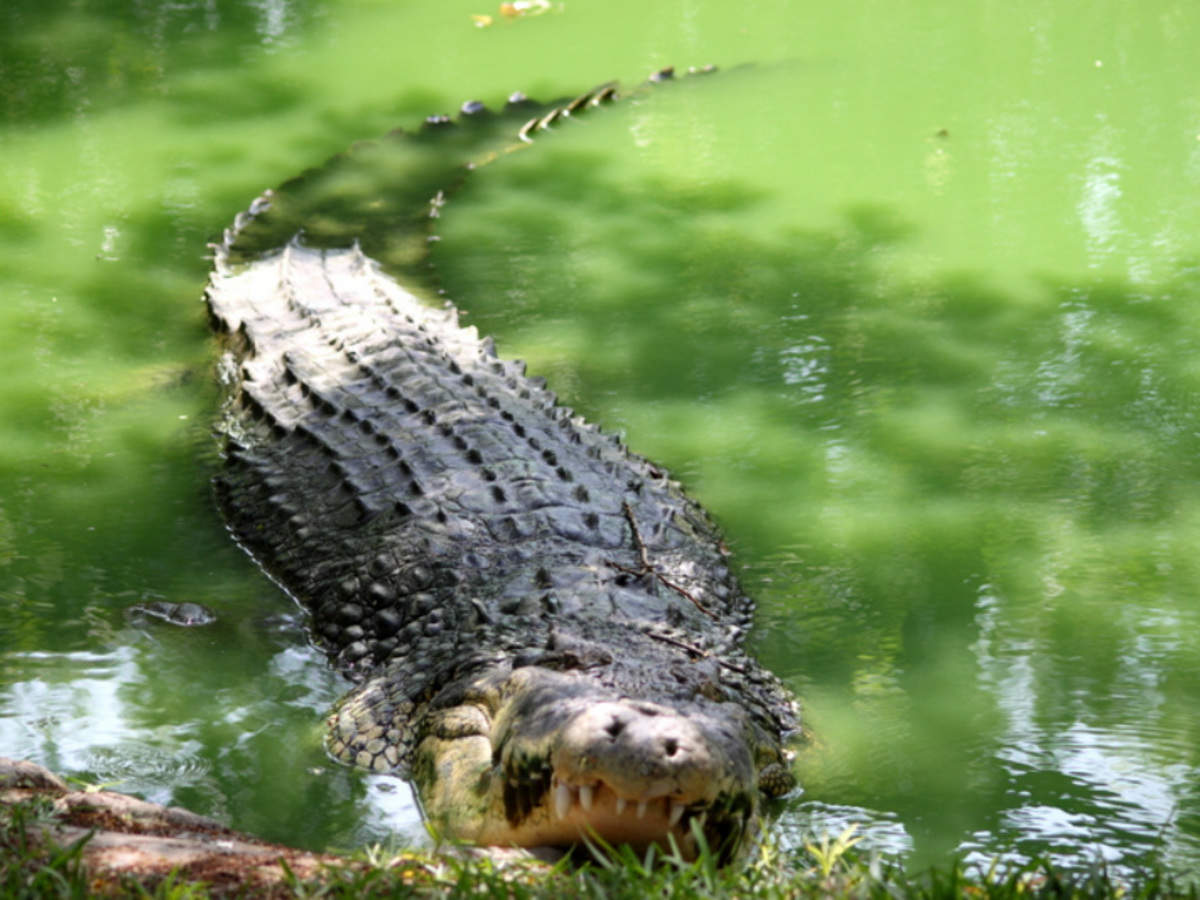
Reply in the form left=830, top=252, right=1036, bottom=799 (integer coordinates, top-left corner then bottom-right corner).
left=551, top=778, right=688, bottom=826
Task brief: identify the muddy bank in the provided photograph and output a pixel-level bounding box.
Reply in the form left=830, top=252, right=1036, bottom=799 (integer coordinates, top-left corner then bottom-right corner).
left=0, top=757, right=552, bottom=895
left=1, top=757, right=358, bottom=893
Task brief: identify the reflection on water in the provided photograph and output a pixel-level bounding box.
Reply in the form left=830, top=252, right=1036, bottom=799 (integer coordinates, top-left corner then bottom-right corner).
left=1032, top=301, right=1092, bottom=412
left=761, top=529, right=1200, bottom=877
left=779, top=323, right=831, bottom=405
left=359, top=774, right=425, bottom=849
left=783, top=801, right=914, bottom=859
left=0, top=648, right=217, bottom=808
left=1, top=649, right=141, bottom=772
left=969, top=587, right=1200, bottom=873
left=0, top=638, right=427, bottom=847
left=254, top=0, right=296, bottom=47
left=1078, top=119, right=1123, bottom=270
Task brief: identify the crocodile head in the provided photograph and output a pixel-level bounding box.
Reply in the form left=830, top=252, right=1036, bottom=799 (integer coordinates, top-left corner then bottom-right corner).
left=416, top=669, right=768, bottom=861
left=329, top=627, right=796, bottom=863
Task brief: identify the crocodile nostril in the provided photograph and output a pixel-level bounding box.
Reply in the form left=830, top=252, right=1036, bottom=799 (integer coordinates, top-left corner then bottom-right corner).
left=605, top=716, right=625, bottom=739
left=663, top=737, right=679, bottom=757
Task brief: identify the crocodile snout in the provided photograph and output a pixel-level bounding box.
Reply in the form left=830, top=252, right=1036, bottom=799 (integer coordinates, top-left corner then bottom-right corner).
left=552, top=700, right=736, bottom=804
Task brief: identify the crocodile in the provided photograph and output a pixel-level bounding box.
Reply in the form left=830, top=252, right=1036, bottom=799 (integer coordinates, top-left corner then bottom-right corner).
left=205, top=68, right=799, bottom=864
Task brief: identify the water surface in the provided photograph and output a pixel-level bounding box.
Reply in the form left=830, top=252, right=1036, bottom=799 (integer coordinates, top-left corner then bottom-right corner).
left=2, top=0, right=1199, bottom=880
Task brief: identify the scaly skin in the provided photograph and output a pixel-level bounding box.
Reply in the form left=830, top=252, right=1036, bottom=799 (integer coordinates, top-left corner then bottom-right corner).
left=205, top=71, right=798, bottom=863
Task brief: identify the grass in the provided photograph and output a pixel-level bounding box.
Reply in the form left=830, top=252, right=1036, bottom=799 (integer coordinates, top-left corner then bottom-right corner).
left=3, top=799, right=1197, bottom=899
left=1, top=798, right=94, bottom=899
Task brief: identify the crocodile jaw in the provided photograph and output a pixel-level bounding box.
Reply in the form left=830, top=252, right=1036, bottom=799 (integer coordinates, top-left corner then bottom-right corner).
left=412, top=666, right=760, bottom=861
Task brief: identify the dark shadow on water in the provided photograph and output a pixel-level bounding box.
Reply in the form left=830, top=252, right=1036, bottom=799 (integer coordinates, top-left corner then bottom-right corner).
left=0, top=0, right=322, bottom=127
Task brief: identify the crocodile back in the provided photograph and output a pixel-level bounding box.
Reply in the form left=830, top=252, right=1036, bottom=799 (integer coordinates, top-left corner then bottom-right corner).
left=205, top=88, right=753, bottom=678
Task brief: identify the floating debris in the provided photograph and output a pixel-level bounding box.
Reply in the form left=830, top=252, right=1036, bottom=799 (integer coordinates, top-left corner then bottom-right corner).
left=473, top=0, right=556, bottom=27
left=500, top=0, right=552, bottom=17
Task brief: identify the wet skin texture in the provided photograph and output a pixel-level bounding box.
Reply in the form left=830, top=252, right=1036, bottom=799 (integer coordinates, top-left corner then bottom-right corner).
left=205, top=71, right=799, bottom=864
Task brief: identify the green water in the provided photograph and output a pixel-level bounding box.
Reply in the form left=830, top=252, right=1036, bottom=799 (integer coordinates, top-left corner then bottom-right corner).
left=3, top=0, right=1200, bottom=879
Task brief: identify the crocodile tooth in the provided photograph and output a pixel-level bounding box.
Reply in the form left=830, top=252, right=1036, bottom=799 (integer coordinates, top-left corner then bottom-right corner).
left=668, top=800, right=685, bottom=828
left=579, top=784, right=594, bottom=811
left=554, top=780, right=572, bottom=820
left=636, top=799, right=648, bottom=819
left=614, top=795, right=627, bottom=815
